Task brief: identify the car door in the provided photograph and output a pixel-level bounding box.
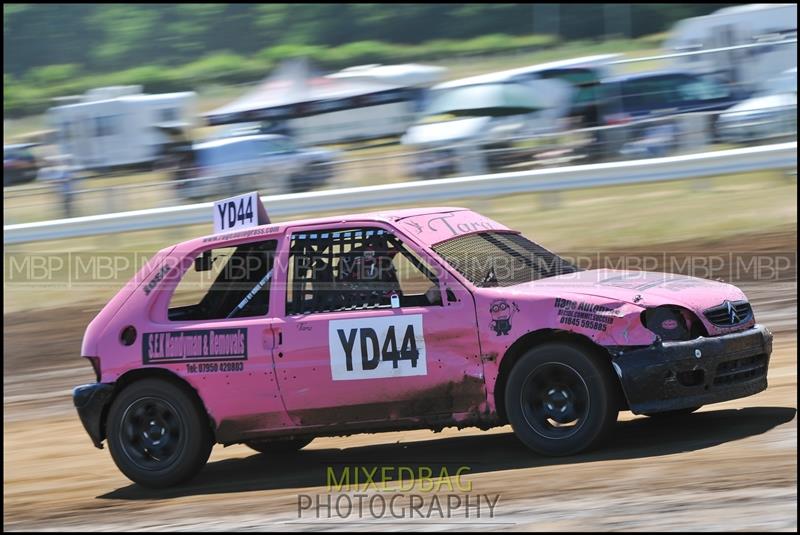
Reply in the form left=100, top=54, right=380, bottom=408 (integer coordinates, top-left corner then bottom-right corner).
left=146, top=238, right=293, bottom=437
left=270, top=222, right=486, bottom=429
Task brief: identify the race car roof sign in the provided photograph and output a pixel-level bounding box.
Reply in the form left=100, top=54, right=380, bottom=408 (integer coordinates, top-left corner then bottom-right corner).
left=213, top=192, right=270, bottom=234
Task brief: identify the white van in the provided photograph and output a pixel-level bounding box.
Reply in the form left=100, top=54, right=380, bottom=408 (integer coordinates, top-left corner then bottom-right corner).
left=665, top=4, right=797, bottom=96
left=401, top=55, right=621, bottom=178
left=48, top=86, right=196, bottom=171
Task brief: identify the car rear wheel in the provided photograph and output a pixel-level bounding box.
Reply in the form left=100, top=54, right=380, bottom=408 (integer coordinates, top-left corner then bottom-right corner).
left=106, top=378, right=213, bottom=488
left=245, top=437, right=313, bottom=454
left=505, top=342, right=619, bottom=456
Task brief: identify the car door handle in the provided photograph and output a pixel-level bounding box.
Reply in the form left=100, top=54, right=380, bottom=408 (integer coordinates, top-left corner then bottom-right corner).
left=270, top=327, right=283, bottom=346
left=262, top=328, right=273, bottom=350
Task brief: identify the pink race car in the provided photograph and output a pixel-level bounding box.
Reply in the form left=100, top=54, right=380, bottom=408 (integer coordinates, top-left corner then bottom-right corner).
left=74, top=206, right=772, bottom=487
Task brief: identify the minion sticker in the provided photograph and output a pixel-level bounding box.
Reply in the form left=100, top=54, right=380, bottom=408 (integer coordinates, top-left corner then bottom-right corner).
left=489, top=299, right=519, bottom=336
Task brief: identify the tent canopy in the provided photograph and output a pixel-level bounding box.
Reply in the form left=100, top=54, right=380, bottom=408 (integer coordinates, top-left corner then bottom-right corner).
left=205, top=59, right=413, bottom=126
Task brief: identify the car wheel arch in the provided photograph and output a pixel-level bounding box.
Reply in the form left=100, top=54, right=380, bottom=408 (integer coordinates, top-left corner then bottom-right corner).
left=101, top=368, right=216, bottom=445
left=492, top=329, right=622, bottom=423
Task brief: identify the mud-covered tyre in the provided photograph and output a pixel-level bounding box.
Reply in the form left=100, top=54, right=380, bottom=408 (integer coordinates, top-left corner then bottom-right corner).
left=245, top=437, right=313, bottom=454
left=106, top=378, right=213, bottom=488
left=505, top=342, right=619, bottom=456
left=644, top=406, right=701, bottom=418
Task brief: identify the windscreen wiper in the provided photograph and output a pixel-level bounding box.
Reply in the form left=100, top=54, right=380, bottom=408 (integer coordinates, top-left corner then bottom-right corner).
left=227, top=268, right=273, bottom=319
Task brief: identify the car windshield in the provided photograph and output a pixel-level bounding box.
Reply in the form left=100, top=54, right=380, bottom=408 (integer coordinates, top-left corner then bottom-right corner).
left=432, top=231, right=579, bottom=287
left=423, top=82, right=544, bottom=118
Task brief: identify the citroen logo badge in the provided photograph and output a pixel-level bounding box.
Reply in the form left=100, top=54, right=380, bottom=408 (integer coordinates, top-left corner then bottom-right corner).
left=725, top=301, right=740, bottom=323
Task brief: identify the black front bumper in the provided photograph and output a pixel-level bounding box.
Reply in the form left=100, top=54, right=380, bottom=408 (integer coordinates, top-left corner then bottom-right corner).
left=73, top=383, right=115, bottom=448
left=611, top=325, right=773, bottom=415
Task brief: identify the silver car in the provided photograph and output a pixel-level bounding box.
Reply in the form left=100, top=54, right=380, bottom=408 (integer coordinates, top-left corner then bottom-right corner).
left=176, top=134, right=337, bottom=199
left=717, top=68, right=797, bottom=144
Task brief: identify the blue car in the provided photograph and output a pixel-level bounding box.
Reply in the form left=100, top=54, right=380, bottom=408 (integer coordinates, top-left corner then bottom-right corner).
left=604, top=71, right=739, bottom=120
left=602, top=71, right=741, bottom=156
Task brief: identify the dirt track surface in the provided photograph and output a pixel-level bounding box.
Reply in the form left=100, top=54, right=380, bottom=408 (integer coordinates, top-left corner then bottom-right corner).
left=4, top=232, right=797, bottom=531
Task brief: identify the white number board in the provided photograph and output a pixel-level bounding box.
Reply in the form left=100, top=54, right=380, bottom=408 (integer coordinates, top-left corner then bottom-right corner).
left=213, top=192, right=270, bottom=233
left=329, top=315, right=427, bottom=381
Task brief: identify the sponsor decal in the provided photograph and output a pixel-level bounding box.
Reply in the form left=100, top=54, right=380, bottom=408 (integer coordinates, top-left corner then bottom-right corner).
left=489, top=299, right=518, bottom=336
left=661, top=319, right=679, bottom=330
left=554, top=298, right=619, bottom=332
left=417, top=213, right=499, bottom=238
left=143, top=264, right=171, bottom=295
left=202, top=225, right=280, bottom=243
left=403, top=220, right=424, bottom=235
left=143, top=328, right=247, bottom=364
left=186, top=361, right=245, bottom=374
left=329, top=315, right=426, bottom=380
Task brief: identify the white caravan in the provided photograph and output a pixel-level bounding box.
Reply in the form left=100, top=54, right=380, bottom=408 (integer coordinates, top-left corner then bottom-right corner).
left=47, top=86, right=196, bottom=170
left=289, top=64, right=447, bottom=145
left=665, top=4, right=797, bottom=96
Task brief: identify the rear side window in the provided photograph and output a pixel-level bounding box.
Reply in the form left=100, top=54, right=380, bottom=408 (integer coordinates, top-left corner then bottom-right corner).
left=159, top=108, right=179, bottom=122
left=95, top=116, right=117, bottom=137
left=168, top=240, right=277, bottom=321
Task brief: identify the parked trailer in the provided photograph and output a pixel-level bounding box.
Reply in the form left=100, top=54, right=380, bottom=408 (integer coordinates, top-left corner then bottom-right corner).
left=328, top=63, right=447, bottom=112
left=206, top=62, right=446, bottom=147
left=47, top=86, right=196, bottom=171
left=665, top=4, right=797, bottom=96
left=289, top=64, right=447, bottom=145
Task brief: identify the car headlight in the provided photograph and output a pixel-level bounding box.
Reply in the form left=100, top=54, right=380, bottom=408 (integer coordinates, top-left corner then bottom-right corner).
left=641, top=305, right=706, bottom=341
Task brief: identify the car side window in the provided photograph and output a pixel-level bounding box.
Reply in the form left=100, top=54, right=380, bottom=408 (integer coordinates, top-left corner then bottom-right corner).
left=94, top=116, right=117, bottom=137
left=168, top=239, right=278, bottom=321
left=286, top=227, right=441, bottom=315
left=269, top=137, right=295, bottom=153
left=622, top=77, right=677, bottom=110
left=259, top=140, right=277, bottom=155
left=649, top=77, right=679, bottom=107
left=677, top=76, right=731, bottom=102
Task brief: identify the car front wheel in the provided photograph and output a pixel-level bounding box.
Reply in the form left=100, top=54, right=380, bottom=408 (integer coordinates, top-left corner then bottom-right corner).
left=505, top=342, right=619, bottom=456
left=106, top=378, right=213, bottom=488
